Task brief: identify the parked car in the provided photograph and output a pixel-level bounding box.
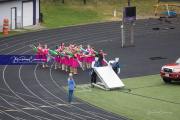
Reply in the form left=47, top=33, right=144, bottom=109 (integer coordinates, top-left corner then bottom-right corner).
left=160, top=58, right=180, bottom=83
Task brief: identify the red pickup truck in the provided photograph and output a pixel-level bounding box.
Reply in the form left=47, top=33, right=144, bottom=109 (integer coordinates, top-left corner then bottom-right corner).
left=160, top=58, right=180, bottom=83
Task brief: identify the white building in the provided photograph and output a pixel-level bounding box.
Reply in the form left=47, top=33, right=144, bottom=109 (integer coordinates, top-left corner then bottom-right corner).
left=0, top=0, right=40, bottom=31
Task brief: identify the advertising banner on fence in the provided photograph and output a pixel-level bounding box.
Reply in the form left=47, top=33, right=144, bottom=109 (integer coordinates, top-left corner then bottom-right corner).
left=0, top=55, right=46, bottom=65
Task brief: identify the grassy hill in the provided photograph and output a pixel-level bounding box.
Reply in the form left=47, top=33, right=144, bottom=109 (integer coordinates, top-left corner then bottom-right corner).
left=41, top=0, right=180, bottom=28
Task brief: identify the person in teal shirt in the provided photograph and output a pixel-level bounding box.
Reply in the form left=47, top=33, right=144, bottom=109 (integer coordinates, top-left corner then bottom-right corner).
left=68, top=73, right=76, bottom=103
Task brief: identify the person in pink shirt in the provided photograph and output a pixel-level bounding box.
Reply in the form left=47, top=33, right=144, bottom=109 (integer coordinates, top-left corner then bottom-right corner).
left=85, top=45, right=95, bottom=69
left=54, top=46, right=60, bottom=69
left=42, top=44, right=49, bottom=68
left=36, top=43, right=43, bottom=60
left=71, top=52, right=79, bottom=74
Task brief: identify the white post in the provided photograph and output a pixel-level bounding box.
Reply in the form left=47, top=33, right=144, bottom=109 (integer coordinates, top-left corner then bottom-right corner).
left=121, top=24, right=124, bottom=48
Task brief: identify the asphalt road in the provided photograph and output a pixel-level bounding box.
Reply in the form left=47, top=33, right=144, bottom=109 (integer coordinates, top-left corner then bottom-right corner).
left=0, top=17, right=180, bottom=120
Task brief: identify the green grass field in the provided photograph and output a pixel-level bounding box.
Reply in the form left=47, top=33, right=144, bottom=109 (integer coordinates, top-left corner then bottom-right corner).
left=41, top=0, right=180, bottom=28
left=41, top=3, right=103, bottom=28
left=75, top=75, right=180, bottom=120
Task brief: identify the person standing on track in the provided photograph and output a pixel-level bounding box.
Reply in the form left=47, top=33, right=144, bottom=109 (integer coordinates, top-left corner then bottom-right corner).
left=111, top=57, right=121, bottom=74
left=67, top=73, right=76, bottom=103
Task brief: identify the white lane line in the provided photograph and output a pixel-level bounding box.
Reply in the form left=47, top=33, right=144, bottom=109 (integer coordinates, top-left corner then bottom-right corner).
left=22, top=107, right=37, bottom=110
left=1, top=102, right=81, bottom=113
left=70, top=112, right=97, bottom=120
left=5, top=31, right=116, bottom=54
left=3, top=66, right=43, bottom=120
left=5, top=109, right=19, bottom=112
left=17, top=92, right=60, bottom=104
left=28, top=100, right=70, bottom=109
left=10, top=102, right=37, bottom=111
left=0, top=91, right=67, bottom=109
left=12, top=102, right=81, bottom=110
left=56, top=103, right=70, bottom=106
left=0, top=23, right=118, bottom=50
left=18, top=65, right=65, bottom=120
left=0, top=106, right=14, bottom=110
left=49, top=65, right=110, bottom=120
left=28, top=100, right=77, bottom=108
left=0, top=106, right=18, bottom=112
left=0, top=87, right=67, bottom=105
left=5, top=46, right=28, bottom=55
left=33, top=64, right=84, bottom=120
left=0, top=96, right=36, bottom=120
left=0, top=87, right=10, bottom=91
left=52, top=114, right=76, bottom=120
left=0, top=109, right=25, bottom=120
left=3, top=100, right=75, bottom=120
left=0, top=93, right=19, bottom=100
left=27, top=100, right=49, bottom=106
left=34, top=115, right=52, bottom=120
left=39, top=105, right=53, bottom=108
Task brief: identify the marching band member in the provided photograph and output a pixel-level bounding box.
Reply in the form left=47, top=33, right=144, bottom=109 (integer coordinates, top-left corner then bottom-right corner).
left=42, top=44, right=49, bottom=68
left=36, top=43, right=43, bottom=59
left=71, top=51, right=79, bottom=74
left=54, top=46, right=60, bottom=69
left=85, top=45, right=95, bottom=69
left=68, top=44, right=76, bottom=73
left=97, top=49, right=107, bottom=66
left=77, top=45, right=86, bottom=70
left=61, top=51, right=66, bottom=71
left=32, top=43, right=108, bottom=74
left=55, top=43, right=65, bottom=69
left=63, top=47, right=71, bottom=72
left=64, top=55, right=69, bottom=72
left=57, top=43, right=65, bottom=71
left=77, top=50, right=85, bottom=70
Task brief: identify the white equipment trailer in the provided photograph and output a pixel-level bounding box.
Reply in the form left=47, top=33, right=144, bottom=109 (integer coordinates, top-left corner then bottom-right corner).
left=93, top=65, right=125, bottom=90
